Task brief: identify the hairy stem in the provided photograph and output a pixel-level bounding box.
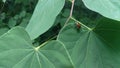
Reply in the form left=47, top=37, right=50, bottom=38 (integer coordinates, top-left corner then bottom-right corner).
left=64, top=0, right=75, bottom=25
left=71, top=17, right=92, bottom=30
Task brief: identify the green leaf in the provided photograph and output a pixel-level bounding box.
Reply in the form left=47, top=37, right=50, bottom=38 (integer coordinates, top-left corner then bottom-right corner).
left=82, top=0, right=120, bottom=21
left=15, top=0, right=29, bottom=5
left=94, top=18, right=120, bottom=50
left=8, top=18, right=17, bottom=28
left=0, top=27, right=73, bottom=68
left=19, top=13, right=31, bottom=28
left=57, top=19, right=120, bottom=68
left=26, top=0, right=65, bottom=40
left=19, top=11, right=26, bottom=18
left=0, top=27, right=9, bottom=36
left=0, top=13, right=5, bottom=20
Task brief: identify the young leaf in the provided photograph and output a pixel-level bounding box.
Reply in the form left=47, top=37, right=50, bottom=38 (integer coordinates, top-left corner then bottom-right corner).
left=82, top=0, right=120, bottom=21
left=57, top=19, right=120, bottom=68
left=26, top=0, right=65, bottom=40
left=0, top=27, right=73, bottom=68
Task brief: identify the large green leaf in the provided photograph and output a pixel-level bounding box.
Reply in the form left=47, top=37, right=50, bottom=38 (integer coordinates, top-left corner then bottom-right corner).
left=57, top=18, right=120, bottom=68
left=82, top=0, right=120, bottom=21
left=0, top=27, right=73, bottom=68
left=0, top=27, right=9, bottom=36
left=26, top=0, right=65, bottom=40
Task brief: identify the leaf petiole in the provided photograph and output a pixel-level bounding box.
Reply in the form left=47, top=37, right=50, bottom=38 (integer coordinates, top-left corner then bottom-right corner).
left=70, top=17, right=92, bottom=31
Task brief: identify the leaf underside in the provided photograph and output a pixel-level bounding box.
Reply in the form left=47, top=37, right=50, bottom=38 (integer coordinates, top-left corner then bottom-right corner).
left=82, top=0, right=120, bottom=21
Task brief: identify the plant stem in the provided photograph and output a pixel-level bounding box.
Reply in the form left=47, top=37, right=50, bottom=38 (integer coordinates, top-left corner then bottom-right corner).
left=64, top=0, right=75, bottom=25
left=35, top=41, right=49, bottom=51
left=70, top=17, right=92, bottom=30
left=35, top=35, right=57, bottom=50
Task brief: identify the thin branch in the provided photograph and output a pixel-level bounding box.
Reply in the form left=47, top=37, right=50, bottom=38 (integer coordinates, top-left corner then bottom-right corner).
left=64, top=0, right=75, bottom=25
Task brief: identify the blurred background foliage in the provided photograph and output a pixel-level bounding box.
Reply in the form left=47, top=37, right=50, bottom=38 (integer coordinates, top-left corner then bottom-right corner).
left=0, top=0, right=102, bottom=46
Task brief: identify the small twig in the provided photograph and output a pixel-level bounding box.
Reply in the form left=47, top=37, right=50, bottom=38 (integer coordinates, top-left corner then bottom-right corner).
left=71, top=17, right=92, bottom=30
left=64, top=0, right=75, bottom=25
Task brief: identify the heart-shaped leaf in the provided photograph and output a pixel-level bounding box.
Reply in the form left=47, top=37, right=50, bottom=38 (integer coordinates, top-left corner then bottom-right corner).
left=82, top=0, right=120, bottom=21
left=0, top=27, right=73, bottom=68
left=26, top=0, right=65, bottom=40
left=57, top=18, right=120, bottom=68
